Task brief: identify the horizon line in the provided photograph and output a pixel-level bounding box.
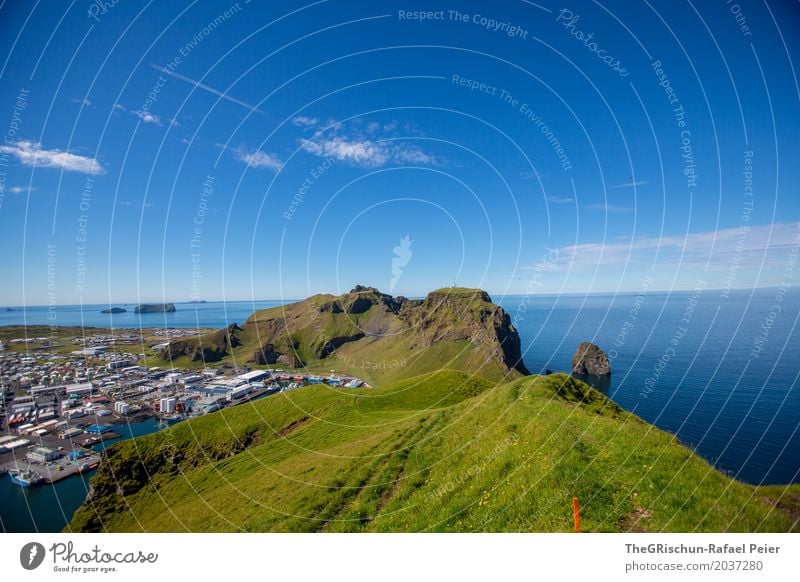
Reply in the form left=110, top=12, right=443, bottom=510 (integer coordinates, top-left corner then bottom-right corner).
left=0, top=285, right=787, bottom=309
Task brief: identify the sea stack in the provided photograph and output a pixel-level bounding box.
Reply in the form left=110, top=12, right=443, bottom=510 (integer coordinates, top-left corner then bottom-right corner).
left=571, top=342, right=611, bottom=376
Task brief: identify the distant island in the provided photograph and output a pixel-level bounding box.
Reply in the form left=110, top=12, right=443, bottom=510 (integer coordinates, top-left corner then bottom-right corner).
left=100, top=307, right=127, bottom=314
left=134, top=303, right=176, bottom=314
left=187, top=300, right=207, bottom=304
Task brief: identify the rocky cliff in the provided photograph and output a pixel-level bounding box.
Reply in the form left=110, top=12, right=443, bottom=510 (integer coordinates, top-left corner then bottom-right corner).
left=163, top=286, right=529, bottom=382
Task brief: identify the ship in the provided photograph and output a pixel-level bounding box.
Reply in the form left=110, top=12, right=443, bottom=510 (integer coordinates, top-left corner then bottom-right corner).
left=8, top=468, right=44, bottom=487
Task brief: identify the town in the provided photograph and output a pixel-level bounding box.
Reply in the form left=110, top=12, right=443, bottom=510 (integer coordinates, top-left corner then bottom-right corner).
left=0, top=329, right=368, bottom=488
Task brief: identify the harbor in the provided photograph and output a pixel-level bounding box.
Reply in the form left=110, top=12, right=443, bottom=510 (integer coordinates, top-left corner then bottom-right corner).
left=0, top=327, right=370, bottom=531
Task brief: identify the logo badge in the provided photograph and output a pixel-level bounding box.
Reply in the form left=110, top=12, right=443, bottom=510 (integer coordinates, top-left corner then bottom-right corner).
left=19, top=542, right=45, bottom=570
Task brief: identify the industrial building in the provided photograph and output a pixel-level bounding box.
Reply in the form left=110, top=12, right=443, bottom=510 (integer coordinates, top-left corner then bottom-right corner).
left=236, top=370, right=268, bottom=383
left=27, top=446, right=61, bottom=463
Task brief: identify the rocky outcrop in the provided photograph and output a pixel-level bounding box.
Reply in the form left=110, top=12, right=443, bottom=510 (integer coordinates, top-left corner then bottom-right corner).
left=251, top=343, right=304, bottom=368
left=571, top=342, right=611, bottom=376
left=316, top=333, right=366, bottom=358
left=135, top=303, right=176, bottom=313
left=166, top=285, right=530, bottom=381
left=164, top=323, right=242, bottom=362
left=319, top=300, right=343, bottom=313
left=101, top=307, right=127, bottom=314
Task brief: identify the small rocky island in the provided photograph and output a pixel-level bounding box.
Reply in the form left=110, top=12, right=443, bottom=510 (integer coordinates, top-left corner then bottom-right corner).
left=572, top=341, right=611, bottom=376
left=134, top=303, right=176, bottom=314
left=101, top=307, right=127, bottom=314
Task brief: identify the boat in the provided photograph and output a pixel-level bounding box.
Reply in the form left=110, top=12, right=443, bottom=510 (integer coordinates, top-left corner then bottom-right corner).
left=8, top=468, right=44, bottom=487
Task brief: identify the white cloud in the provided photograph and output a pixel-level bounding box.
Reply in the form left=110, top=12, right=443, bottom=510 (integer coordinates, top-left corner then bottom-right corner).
left=547, top=196, right=574, bottom=204
left=300, top=136, right=390, bottom=167
left=297, top=118, right=439, bottom=168
left=150, top=63, right=268, bottom=117
left=72, top=98, right=92, bottom=107
left=234, top=147, right=283, bottom=171
left=394, top=146, right=436, bottom=165
left=133, top=110, right=161, bottom=125
left=611, top=180, right=648, bottom=189
left=550, top=222, right=800, bottom=272
left=0, top=141, right=104, bottom=174
left=292, top=116, right=319, bottom=127
left=300, top=135, right=436, bottom=168
left=7, top=185, right=34, bottom=194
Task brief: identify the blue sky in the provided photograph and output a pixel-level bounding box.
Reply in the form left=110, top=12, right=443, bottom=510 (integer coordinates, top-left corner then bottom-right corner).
left=0, top=0, right=798, bottom=304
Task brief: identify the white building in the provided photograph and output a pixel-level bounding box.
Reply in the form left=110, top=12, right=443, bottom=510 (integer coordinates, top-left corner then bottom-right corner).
left=236, top=370, right=267, bottom=383
left=227, top=384, right=254, bottom=401
left=114, top=401, right=131, bottom=415
left=27, top=446, right=61, bottom=463
left=65, top=382, right=94, bottom=396
left=160, top=397, right=177, bottom=414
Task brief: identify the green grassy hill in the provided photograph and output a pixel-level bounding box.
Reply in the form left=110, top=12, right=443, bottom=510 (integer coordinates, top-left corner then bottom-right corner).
left=155, top=286, right=529, bottom=384
left=69, top=372, right=800, bottom=532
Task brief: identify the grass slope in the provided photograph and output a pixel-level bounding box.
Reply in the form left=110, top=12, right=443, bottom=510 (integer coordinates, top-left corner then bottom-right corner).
left=69, top=372, right=799, bottom=532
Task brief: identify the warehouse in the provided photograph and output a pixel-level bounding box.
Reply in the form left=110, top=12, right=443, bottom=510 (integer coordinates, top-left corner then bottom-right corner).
left=236, top=370, right=267, bottom=383
left=59, top=427, right=84, bottom=440
left=27, top=446, right=61, bottom=463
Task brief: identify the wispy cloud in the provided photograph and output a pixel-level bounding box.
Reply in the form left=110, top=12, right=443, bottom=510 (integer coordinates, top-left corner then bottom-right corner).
left=547, top=195, right=574, bottom=204
left=549, top=222, right=800, bottom=272
left=300, top=130, right=437, bottom=168
left=611, top=179, right=648, bottom=189
left=7, top=185, right=34, bottom=194
left=0, top=141, right=104, bottom=174
left=71, top=98, right=92, bottom=107
left=234, top=147, right=283, bottom=171
left=292, top=115, right=318, bottom=127
left=394, top=146, right=436, bottom=165
left=300, top=136, right=389, bottom=167
left=150, top=63, right=268, bottom=117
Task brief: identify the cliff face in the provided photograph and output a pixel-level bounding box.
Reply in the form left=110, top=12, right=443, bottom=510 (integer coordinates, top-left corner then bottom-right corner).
left=163, top=286, right=528, bottom=382
left=164, top=323, right=242, bottom=363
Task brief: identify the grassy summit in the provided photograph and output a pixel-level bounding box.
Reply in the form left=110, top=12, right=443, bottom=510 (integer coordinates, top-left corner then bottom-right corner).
left=69, top=372, right=799, bottom=532
left=158, top=286, right=528, bottom=383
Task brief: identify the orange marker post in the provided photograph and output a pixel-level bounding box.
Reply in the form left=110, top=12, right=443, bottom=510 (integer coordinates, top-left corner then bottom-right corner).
left=572, top=497, right=581, bottom=532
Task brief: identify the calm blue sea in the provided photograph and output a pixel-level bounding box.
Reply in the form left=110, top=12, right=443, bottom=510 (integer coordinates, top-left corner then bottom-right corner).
left=0, top=300, right=289, bottom=328
left=1, top=289, right=798, bottom=532
left=496, top=288, right=800, bottom=487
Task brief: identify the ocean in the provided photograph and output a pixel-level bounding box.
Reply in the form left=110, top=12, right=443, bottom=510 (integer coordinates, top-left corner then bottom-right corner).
left=1, top=288, right=798, bottom=532
left=497, top=288, right=799, bottom=487
left=0, top=300, right=289, bottom=329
